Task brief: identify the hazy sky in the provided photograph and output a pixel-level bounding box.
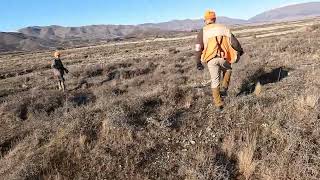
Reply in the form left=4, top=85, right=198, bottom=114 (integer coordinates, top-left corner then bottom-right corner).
left=0, top=0, right=318, bottom=32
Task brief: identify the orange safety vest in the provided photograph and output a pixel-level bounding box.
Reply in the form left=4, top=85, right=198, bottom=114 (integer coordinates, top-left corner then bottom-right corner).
left=201, top=24, right=238, bottom=64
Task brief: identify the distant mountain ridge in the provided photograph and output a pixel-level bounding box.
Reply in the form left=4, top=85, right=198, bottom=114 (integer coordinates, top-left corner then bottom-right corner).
left=19, top=25, right=165, bottom=41
left=17, top=16, right=246, bottom=42
left=1, top=2, right=320, bottom=52
left=0, top=32, right=58, bottom=52
left=139, top=16, right=247, bottom=31
left=249, top=2, right=320, bottom=22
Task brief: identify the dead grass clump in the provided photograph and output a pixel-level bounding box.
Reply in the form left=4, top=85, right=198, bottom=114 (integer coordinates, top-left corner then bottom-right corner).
left=75, top=78, right=90, bottom=89
left=101, top=62, right=156, bottom=83
left=68, top=90, right=96, bottom=107
left=182, top=52, right=194, bottom=58
left=237, top=133, right=258, bottom=180
left=277, top=34, right=318, bottom=55
left=111, top=87, right=127, bottom=96
left=296, top=89, right=320, bottom=109
left=163, top=85, right=188, bottom=105
left=218, top=132, right=258, bottom=180
left=84, top=64, right=104, bottom=78
left=120, top=62, right=157, bottom=80
left=309, top=24, right=320, bottom=32
left=253, top=82, right=262, bottom=96
left=68, top=66, right=84, bottom=78
left=214, top=151, right=239, bottom=179
left=222, top=132, right=235, bottom=158
left=105, top=62, right=132, bottom=72
left=14, top=102, right=29, bottom=121
left=105, top=70, right=121, bottom=82
left=4, top=98, right=30, bottom=121
left=168, top=47, right=180, bottom=54
left=3, top=98, right=31, bottom=121
left=31, top=92, right=65, bottom=116
left=4, top=91, right=66, bottom=121
left=107, top=95, right=162, bottom=129
left=99, top=118, right=134, bottom=148
left=0, top=134, right=26, bottom=157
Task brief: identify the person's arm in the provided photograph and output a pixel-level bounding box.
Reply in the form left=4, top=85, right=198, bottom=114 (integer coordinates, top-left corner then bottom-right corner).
left=231, top=33, right=244, bottom=56
left=60, top=60, right=69, bottom=73
left=64, top=67, right=69, bottom=74
left=195, top=29, right=204, bottom=70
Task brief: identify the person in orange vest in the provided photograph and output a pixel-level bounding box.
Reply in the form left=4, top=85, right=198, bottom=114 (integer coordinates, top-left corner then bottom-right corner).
left=195, top=10, right=244, bottom=111
left=52, top=51, right=69, bottom=91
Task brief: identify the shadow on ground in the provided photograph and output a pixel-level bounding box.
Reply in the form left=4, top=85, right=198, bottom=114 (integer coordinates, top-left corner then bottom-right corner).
left=237, top=67, right=291, bottom=96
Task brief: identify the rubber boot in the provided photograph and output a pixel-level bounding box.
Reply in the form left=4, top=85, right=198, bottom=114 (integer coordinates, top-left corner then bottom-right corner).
left=212, top=87, right=224, bottom=112
left=221, top=70, right=232, bottom=97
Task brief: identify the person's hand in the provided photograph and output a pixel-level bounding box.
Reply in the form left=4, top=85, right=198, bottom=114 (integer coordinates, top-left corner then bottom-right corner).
left=239, top=50, right=244, bottom=56
left=197, top=62, right=204, bottom=71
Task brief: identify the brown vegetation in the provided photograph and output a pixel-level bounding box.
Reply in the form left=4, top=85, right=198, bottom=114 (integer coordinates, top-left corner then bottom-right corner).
left=0, top=21, right=320, bottom=179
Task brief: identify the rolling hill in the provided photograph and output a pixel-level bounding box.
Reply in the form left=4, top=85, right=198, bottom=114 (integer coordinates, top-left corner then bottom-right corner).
left=140, top=16, right=247, bottom=31
left=18, top=16, right=246, bottom=42
left=18, top=25, right=153, bottom=41
left=0, top=32, right=58, bottom=52
left=250, top=2, right=320, bottom=23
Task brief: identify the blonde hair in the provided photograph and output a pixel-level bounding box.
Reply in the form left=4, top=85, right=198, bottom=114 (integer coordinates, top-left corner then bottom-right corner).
left=54, top=51, right=61, bottom=58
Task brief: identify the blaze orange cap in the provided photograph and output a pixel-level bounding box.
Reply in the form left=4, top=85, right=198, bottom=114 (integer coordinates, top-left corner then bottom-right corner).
left=204, top=10, right=216, bottom=20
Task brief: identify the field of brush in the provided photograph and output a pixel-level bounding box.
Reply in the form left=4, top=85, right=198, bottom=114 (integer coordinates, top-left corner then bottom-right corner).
left=1, top=18, right=320, bottom=179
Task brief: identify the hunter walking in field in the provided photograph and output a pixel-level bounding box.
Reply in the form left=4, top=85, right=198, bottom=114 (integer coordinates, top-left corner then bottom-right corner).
left=52, top=51, right=69, bottom=91
left=195, top=10, right=244, bottom=111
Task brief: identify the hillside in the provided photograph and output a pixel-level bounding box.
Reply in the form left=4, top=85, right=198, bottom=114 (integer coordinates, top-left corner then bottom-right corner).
left=0, top=32, right=57, bottom=52
left=18, top=25, right=177, bottom=42
left=17, top=16, right=246, bottom=43
left=140, top=16, right=247, bottom=31
left=250, top=2, right=320, bottom=22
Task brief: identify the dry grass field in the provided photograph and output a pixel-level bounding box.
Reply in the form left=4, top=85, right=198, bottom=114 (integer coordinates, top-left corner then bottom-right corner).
left=1, top=19, right=320, bottom=179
